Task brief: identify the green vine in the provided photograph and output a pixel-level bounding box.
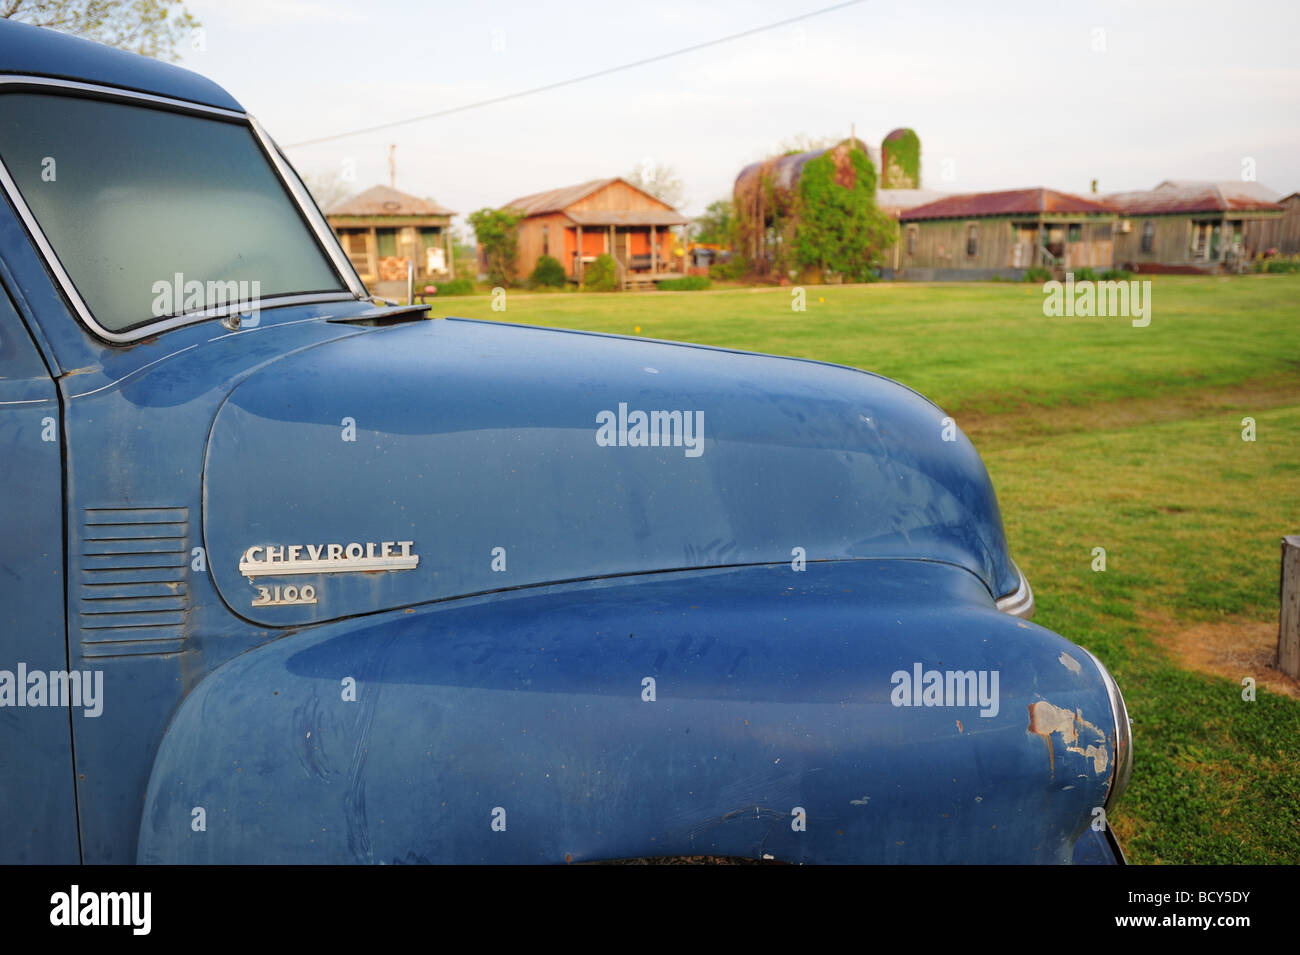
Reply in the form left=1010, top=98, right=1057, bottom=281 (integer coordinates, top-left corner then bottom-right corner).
left=881, top=129, right=921, bottom=189
left=793, top=146, right=897, bottom=282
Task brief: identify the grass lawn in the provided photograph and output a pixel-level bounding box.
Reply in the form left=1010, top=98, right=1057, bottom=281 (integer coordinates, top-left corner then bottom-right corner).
left=439, top=275, right=1300, bottom=863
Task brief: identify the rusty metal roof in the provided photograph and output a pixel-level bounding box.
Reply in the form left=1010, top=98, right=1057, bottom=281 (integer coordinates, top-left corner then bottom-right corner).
left=1105, top=181, right=1283, bottom=215
left=503, top=178, right=617, bottom=216
left=327, top=184, right=455, bottom=217
left=567, top=209, right=689, bottom=227
left=900, top=188, right=1114, bottom=221
left=735, top=138, right=881, bottom=197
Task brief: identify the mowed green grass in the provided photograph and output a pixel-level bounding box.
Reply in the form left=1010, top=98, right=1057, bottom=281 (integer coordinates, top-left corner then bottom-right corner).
left=442, top=276, right=1300, bottom=863
left=443, top=275, right=1299, bottom=417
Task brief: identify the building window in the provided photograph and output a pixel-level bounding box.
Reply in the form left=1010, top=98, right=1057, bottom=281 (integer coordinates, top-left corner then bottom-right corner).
left=906, top=225, right=917, bottom=255
left=1140, top=220, right=1155, bottom=253
left=542, top=224, right=549, bottom=257
left=966, top=223, right=978, bottom=257
left=1067, top=223, right=1082, bottom=243
left=376, top=228, right=397, bottom=257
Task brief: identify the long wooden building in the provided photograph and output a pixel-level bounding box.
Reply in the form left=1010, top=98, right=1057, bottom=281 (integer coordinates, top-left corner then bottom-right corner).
left=897, top=188, right=1117, bottom=280
left=1104, top=181, right=1283, bottom=273
left=500, top=178, right=689, bottom=288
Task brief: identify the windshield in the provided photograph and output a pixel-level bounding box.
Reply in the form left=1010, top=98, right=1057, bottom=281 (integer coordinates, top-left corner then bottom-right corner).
left=0, top=91, right=346, bottom=335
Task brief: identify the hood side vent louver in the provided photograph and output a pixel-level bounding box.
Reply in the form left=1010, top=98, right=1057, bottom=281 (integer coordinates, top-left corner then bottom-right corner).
left=79, top=506, right=189, bottom=658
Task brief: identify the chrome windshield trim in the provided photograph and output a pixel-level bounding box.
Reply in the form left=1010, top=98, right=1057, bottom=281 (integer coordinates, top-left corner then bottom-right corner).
left=0, top=76, right=364, bottom=345
left=247, top=114, right=367, bottom=299
left=0, top=75, right=246, bottom=118
left=994, top=561, right=1035, bottom=618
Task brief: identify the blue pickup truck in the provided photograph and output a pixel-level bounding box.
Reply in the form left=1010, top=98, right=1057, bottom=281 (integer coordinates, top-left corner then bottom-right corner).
left=0, top=18, right=1129, bottom=864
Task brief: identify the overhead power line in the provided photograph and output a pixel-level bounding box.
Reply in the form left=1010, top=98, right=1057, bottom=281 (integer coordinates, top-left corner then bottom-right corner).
left=284, top=0, right=867, bottom=148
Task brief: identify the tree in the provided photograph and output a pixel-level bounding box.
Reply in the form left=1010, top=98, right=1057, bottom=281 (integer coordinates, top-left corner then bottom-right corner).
left=626, top=161, right=685, bottom=209
left=3, top=1, right=201, bottom=61
left=301, top=171, right=354, bottom=214
left=692, top=199, right=735, bottom=246
left=467, top=207, right=524, bottom=287
left=793, top=146, right=897, bottom=282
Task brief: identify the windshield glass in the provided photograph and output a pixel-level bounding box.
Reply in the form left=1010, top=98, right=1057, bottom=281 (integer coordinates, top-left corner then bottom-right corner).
left=0, top=91, right=345, bottom=334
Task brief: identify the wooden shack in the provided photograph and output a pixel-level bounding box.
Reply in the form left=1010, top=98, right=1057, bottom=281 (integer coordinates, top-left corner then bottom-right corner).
left=1104, top=181, right=1283, bottom=272
left=897, top=188, right=1117, bottom=280
left=501, top=178, right=688, bottom=289
left=326, top=185, right=456, bottom=284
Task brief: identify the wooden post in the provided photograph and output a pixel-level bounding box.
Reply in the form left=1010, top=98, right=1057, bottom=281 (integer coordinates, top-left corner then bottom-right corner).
left=1280, top=536, right=1300, bottom=678
left=365, top=228, right=378, bottom=282
left=576, top=225, right=584, bottom=288
left=651, top=224, right=658, bottom=276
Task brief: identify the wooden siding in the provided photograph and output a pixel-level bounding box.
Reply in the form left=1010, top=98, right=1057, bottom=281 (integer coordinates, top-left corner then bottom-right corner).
left=1113, top=212, right=1281, bottom=269
left=1114, top=215, right=1194, bottom=268
left=899, top=219, right=1008, bottom=271
left=568, top=180, right=675, bottom=214
left=1255, top=196, right=1300, bottom=255
left=1065, top=220, right=1113, bottom=269
left=899, top=216, right=1115, bottom=273
left=515, top=212, right=570, bottom=281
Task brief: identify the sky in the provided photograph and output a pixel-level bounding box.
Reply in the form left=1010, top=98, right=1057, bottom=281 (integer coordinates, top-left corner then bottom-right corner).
left=176, top=0, right=1300, bottom=227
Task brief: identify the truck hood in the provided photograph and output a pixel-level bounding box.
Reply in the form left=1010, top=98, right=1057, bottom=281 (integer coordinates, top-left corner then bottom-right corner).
left=204, top=317, right=1017, bottom=626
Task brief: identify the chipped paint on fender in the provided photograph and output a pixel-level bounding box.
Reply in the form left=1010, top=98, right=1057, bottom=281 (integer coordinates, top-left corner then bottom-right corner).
left=1058, top=652, right=1082, bottom=674
left=1027, top=700, right=1110, bottom=776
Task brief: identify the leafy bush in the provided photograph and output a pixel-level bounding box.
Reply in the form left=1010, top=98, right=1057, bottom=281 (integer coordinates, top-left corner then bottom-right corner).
left=657, top=276, right=711, bottom=291
left=528, top=254, right=567, bottom=288
left=1023, top=265, right=1052, bottom=283
left=1072, top=267, right=1099, bottom=282
left=583, top=254, right=619, bottom=291
left=1100, top=268, right=1134, bottom=280
left=1255, top=254, right=1300, bottom=273
left=708, top=255, right=750, bottom=281
left=433, top=278, right=475, bottom=296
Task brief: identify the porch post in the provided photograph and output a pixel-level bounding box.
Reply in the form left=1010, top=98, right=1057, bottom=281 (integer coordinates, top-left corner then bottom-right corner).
left=365, top=227, right=378, bottom=281
left=576, top=224, right=584, bottom=288
left=651, top=224, right=658, bottom=275
left=609, top=224, right=618, bottom=289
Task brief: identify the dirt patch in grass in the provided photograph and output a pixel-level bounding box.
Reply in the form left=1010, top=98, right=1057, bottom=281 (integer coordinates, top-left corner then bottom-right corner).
left=959, top=374, right=1300, bottom=448
left=1144, top=610, right=1300, bottom=700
